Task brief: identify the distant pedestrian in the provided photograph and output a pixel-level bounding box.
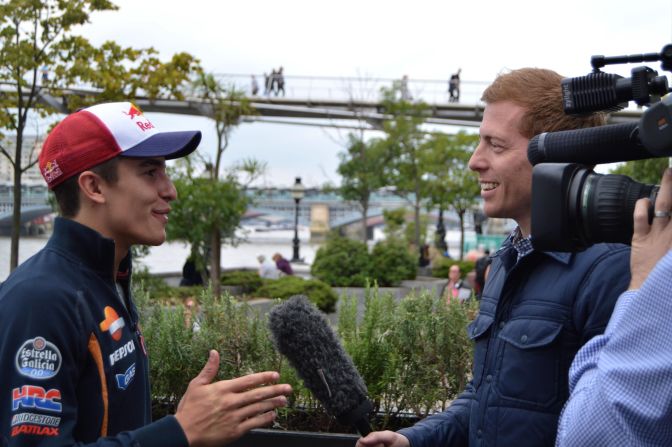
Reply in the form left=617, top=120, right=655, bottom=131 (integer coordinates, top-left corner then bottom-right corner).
left=263, top=72, right=271, bottom=95
left=40, top=65, right=49, bottom=83
left=276, top=67, right=285, bottom=97
left=400, top=74, right=412, bottom=101
left=449, top=68, right=461, bottom=103
left=270, top=69, right=278, bottom=95
left=258, top=254, right=280, bottom=279
left=443, top=264, right=472, bottom=303
left=474, top=249, right=491, bottom=299
left=251, top=75, right=259, bottom=96
left=272, top=252, right=293, bottom=275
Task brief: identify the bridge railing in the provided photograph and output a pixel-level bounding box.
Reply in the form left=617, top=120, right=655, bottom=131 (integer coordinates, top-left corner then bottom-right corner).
left=214, top=73, right=490, bottom=105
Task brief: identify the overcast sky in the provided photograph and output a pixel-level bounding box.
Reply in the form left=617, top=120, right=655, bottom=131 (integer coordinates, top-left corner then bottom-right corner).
left=74, top=0, right=672, bottom=186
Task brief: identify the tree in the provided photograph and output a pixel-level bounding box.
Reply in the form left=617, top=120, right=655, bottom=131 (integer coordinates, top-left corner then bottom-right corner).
left=0, top=0, right=199, bottom=272
left=609, top=158, right=668, bottom=185
left=184, top=73, right=257, bottom=297
left=165, top=167, right=249, bottom=297
left=337, top=134, right=385, bottom=243
left=424, top=131, right=480, bottom=260
left=378, top=84, right=432, bottom=257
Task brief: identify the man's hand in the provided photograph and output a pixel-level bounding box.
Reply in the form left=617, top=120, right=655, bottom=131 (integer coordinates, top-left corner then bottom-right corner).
left=175, top=350, right=292, bottom=447
left=630, top=167, right=672, bottom=290
left=356, top=430, right=410, bottom=447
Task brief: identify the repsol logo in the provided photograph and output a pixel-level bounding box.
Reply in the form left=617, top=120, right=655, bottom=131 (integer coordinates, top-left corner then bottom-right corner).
left=109, top=340, right=135, bottom=367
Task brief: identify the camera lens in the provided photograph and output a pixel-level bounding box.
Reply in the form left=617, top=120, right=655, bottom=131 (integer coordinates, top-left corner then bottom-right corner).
left=578, top=172, right=658, bottom=246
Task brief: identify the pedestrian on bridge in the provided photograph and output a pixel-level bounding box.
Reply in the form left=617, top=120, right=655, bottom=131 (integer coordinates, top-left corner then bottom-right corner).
left=276, top=67, right=285, bottom=97
left=251, top=75, right=259, bottom=96
left=448, top=68, right=461, bottom=102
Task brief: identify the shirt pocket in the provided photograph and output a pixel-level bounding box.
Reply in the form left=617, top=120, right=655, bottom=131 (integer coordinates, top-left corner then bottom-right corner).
left=467, top=313, right=494, bottom=387
left=497, top=319, right=563, bottom=406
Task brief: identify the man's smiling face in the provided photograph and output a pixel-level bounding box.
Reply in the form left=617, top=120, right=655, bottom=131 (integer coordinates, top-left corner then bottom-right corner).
left=468, top=100, right=533, bottom=235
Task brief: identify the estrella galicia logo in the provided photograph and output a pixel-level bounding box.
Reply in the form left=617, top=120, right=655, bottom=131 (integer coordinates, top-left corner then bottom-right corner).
left=15, top=337, right=62, bottom=380
left=115, top=363, right=136, bottom=390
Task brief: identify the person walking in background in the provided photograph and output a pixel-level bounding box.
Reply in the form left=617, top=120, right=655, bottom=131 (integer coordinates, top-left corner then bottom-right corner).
left=272, top=252, right=293, bottom=275
left=400, top=74, right=412, bottom=101
left=258, top=254, right=280, bottom=279
left=474, top=248, right=491, bottom=298
left=276, top=67, right=285, bottom=96
left=449, top=68, right=461, bottom=102
left=263, top=72, right=271, bottom=95
left=269, top=69, right=277, bottom=95
left=443, top=264, right=472, bottom=303
left=0, top=101, right=292, bottom=447
left=250, top=74, right=259, bottom=96
left=40, top=65, right=49, bottom=83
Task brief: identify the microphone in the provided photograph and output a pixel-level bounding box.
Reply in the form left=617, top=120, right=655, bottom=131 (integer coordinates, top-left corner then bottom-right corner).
left=527, top=122, right=652, bottom=166
left=268, top=295, right=373, bottom=436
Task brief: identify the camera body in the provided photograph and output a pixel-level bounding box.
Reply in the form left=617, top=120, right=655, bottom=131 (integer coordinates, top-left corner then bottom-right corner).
left=529, top=45, right=672, bottom=252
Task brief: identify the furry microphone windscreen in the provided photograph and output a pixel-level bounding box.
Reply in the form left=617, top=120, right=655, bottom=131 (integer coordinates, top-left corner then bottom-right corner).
left=268, top=295, right=372, bottom=435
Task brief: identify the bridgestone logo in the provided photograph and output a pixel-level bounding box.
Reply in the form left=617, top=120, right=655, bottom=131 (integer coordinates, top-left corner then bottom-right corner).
left=11, top=413, right=61, bottom=427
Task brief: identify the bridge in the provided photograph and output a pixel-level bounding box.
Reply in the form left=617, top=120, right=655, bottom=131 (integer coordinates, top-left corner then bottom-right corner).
left=10, top=73, right=644, bottom=130
left=0, top=205, right=52, bottom=235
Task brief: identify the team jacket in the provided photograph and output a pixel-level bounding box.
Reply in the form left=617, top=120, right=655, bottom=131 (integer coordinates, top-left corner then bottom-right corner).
left=0, top=217, right=188, bottom=447
left=398, top=237, right=631, bottom=447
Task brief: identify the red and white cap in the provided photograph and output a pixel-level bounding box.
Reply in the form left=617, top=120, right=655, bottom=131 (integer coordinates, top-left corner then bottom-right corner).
left=39, top=101, right=201, bottom=189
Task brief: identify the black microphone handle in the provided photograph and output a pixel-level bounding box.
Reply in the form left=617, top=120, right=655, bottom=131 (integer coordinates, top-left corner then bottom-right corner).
left=527, top=122, right=650, bottom=166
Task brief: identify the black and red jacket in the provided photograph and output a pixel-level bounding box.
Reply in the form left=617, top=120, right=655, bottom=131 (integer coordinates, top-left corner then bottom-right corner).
left=0, top=217, right=187, bottom=447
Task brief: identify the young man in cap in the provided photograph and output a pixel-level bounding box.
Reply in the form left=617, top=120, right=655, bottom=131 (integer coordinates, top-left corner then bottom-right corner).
left=0, top=102, right=292, bottom=447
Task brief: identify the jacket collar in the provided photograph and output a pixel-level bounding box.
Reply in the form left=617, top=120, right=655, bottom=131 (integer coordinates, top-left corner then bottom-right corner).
left=493, top=232, right=573, bottom=267
left=47, top=217, right=132, bottom=282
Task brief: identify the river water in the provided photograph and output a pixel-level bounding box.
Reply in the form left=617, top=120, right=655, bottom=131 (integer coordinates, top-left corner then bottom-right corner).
left=0, top=227, right=319, bottom=281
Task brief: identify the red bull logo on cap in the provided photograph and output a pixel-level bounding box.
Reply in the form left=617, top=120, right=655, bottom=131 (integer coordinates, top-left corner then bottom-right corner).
left=122, top=103, right=155, bottom=132
left=123, top=103, right=143, bottom=120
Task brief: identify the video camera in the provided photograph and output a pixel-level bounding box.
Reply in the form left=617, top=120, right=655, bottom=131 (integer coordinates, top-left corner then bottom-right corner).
left=529, top=44, right=672, bottom=252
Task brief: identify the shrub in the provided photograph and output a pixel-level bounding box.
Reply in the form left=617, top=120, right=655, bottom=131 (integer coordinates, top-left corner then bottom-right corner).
left=311, top=234, right=371, bottom=287
left=138, top=284, right=476, bottom=433
left=338, top=287, right=476, bottom=424
left=255, top=275, right=338, bottom=313
left=431, top=258, right=475, bottom=279
left=221, top=269, right=263, bottom=294
left=369, top=240, right=417, bottom=286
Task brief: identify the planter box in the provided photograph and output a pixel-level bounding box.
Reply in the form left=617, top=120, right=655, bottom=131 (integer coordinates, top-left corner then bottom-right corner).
left=229, top=428, right=359, bottom=447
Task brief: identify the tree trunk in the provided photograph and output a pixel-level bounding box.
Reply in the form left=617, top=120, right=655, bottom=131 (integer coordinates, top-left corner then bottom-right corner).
left=210, top=228, right=222, bottom=298
left=435, top=207, right=447, bottom=254
left=459, top=211, right=465, bottom=260
left=10, top=133, right=24, bottom=272
left=414, top=201, right=421, bottom=258
left=360, top=201, right=369, bottom=244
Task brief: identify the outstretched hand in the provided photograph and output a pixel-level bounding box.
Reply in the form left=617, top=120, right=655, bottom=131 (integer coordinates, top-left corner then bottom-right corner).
left=356, top=430, right=410, bottom=447
left=630, top=167, right=672, bottom=290
left=175, top=350, right=292, bottom=447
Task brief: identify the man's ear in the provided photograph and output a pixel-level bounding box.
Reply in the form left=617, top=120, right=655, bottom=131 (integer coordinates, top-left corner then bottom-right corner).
left=77, top=171, right=106, bottom=205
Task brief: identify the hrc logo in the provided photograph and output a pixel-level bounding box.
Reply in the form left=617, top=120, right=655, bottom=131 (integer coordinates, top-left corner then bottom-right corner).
left=12, top=386, right=62, bottom=413
left=99, top=306, right=125, bottom=341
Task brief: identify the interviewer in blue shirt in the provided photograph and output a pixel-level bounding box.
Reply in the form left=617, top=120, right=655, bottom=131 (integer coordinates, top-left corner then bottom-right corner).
left=556, top=167, right=672, bottom=447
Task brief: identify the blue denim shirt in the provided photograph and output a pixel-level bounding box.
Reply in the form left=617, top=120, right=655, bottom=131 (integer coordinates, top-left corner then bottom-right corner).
left=398, top=236, right=631, bottom=447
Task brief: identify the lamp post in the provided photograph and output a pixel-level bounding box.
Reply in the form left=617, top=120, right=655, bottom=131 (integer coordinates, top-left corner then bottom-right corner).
left=290, top=177, right=305, bottom=262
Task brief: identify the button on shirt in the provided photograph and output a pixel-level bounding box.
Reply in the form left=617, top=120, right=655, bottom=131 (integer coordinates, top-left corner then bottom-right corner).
left=556, top=250, right=672, bottom=446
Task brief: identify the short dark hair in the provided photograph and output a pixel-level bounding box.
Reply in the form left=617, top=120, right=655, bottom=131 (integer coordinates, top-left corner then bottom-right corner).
left=53, top=156, right=120, bottom=217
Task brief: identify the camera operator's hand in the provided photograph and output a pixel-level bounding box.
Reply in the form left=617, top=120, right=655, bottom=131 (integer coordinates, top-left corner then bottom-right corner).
left=630, top=167, right=672, bottom=290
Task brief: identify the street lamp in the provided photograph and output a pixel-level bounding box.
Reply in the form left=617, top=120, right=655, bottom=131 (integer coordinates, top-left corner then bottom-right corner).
left=290, top=177, right=305, bottom=262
